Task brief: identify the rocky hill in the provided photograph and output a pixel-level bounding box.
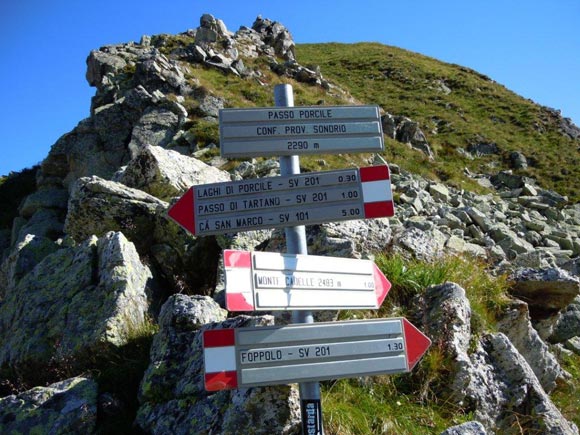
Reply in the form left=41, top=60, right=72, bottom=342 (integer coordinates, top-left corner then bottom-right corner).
left=0, top=14, right=579, bottom=434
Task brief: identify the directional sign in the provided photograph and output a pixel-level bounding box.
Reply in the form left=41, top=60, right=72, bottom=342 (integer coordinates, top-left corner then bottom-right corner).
left=223, top=250, right=391, bottom=311
left=168, top=165, right=394, bottom=236
left=202, top=318, right=431, bottom=391
left=219, top=105, right=384, bottom=157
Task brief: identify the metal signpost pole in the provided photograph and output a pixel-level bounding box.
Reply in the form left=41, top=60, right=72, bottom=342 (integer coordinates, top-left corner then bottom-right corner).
left=274, top=84, right=323, bottom=435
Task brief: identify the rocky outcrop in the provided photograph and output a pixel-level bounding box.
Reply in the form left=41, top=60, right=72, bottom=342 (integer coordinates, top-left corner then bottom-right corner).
left=382, top=114, right=434, bottom=159
left=136, top=294, right=300, bottom=434
left=118, top=145, right=230, bottom=200
left=388, top=167, right=580, bottom=269
left=0, top=234, right=59, bottom=298
left=65, top=176, right=167, bottom=251
left=64, top=174, right=221, bottom=296
left=0, top=232, right=151, bottom=367
left=423, top=283, right=578, bottom=434
left=0, top=377, right=97, bottom=434
left=535, top=296, right=580, bottom=344
left=440, top=421, right=487, bottom=435
left=497, top=301, right=566, bottom=392
left=508, top=267, right=580, bottom=316
left=1, top=13, right=579, bottom=435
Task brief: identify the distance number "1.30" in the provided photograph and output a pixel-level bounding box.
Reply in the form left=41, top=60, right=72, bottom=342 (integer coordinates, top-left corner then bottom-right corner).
left=386, top=342, right=404, bottom=351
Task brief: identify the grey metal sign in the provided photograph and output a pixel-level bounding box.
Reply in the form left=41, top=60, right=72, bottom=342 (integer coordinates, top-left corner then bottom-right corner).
left=202, top=318, right=432, bottom=390
left=223, top=249, right=392, bottom=311
left=219, top=105, right=384, bottom=157
left=168, top=166, right=394, bottom=236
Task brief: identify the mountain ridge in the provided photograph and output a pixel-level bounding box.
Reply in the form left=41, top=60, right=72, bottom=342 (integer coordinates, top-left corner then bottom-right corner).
left=0, top=14, right=579, bottom=434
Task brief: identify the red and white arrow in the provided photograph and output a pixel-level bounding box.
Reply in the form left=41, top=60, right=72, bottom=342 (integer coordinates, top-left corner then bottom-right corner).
left=168, top=165, right=394, bottom=236
left=203, top=318, right=431, bottom=391
left=223, top=249, right=391, bottom=311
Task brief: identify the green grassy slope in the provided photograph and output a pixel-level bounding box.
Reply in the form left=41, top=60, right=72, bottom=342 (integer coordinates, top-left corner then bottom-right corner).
left=297, top=43, right=580, bottom=202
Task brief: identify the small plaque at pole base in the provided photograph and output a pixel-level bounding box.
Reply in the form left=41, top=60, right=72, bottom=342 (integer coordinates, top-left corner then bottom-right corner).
left=301, top=399, right=323, bottom=435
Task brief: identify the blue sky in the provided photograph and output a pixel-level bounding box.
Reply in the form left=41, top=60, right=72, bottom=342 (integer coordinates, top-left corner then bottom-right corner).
left=1, top=0, right=578, bottom=176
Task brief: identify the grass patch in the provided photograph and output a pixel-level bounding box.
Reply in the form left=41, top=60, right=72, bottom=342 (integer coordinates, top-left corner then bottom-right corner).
left=328, top=253, right=511, bottom=433
left=185, top=118, right=220, bottom=147
left=322, top=376, right=473, bottom=434
left=377, top=253, right=510, bottom=329
left=551, top=352, right=580, bottom=429
left=151, top=33, right=195, bottom=55
left=296, top=42, right=580, bottom=202
left=93, top=319, right=158, bottom=434
left=340, top=253, right=510, bottom=334
left=189, top=57, right=349, bottom=111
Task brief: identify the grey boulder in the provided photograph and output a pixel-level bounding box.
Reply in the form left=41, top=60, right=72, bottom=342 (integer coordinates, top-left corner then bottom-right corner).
left=0, top=377, right=98, bottom=434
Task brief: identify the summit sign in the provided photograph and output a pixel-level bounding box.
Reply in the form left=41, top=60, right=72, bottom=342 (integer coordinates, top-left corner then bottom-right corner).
left=219, top=105, right=384, bottom=158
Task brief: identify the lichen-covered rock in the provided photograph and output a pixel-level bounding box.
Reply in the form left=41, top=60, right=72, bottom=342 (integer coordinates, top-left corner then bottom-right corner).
left=86, top=48, right=128, bottom=87
left=536, top=296, right=580, bottom=344
left=422, top=282, right=473, bottom=400
left=18, top=188, right=69, bottom=219
left=263, top=218, right=392, bottom=260
left=0, top=377, right=97, bottom=434
left=195, top=14, right=232, bottom=46
left=127, top=107, right=182, bottom=158
left=564, top=336, right=580, bottom=355
left=508, top=267, right=580, bottom=316
left=65, top=176, right=167, bottom=252
left=13, top=208, right=65, bottom=244
left=481, top=333, right=578, bottom=434
left=137, top=294, right=300, bottom=434
left=497, top=300, right=565, bottom=392
left=395, top=116, right=434, bottom=159
left=422, top=283, right=578, bottom=434
left=44, top=110, right=134, bottom=189
left=310, top=219, right=392, bottom=258
left=440, top=421, right=487, bottom=435
left=0, top=232, right=151, bottom=366
left=0, top=234, right=59, bottom=298
left=551, top=298, right=580, bottom=343
left=133, top=53, right=190, bottom=96
left=392, top=226, right=446, bottom=261
left=198, top=94, right=225, bottom=118
left=119, top=145, right=230, bottom=200
left=252, top=16, right=296, bottom=61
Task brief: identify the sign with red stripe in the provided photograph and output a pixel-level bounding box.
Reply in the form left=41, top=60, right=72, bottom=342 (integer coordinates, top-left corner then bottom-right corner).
left=223, top=249, right=391, bottom=311
left=203, top=318, right=431, bottom=391
left=168, top=165, right=394, bottom=236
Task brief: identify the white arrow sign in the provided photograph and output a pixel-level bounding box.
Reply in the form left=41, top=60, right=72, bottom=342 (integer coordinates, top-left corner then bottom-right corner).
left=202, top=318, right=431, bottom=391
left=168, top=165, right=394, bottom=236
left=219, top=105, right=384, bottom=157
left=223, top=250, right=391, bottom=311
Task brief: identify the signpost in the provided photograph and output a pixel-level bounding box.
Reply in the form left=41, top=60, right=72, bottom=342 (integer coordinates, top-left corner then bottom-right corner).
left=223, top=249, right=391, bottom=311
left=169, top=84, right=431, bottom=434
left=219, top=105, right=384, bottom=157
left=203, top=318, right=431, bottom=391
left=167, top=165, right=394, bottom=236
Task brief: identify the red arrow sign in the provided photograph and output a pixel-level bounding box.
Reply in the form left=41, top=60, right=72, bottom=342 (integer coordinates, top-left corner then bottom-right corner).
left=223, top=250, right=391, bottom=311
left=168, top=166, right=394, bottom=236
left=203, top=318, right=431, bottom=391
